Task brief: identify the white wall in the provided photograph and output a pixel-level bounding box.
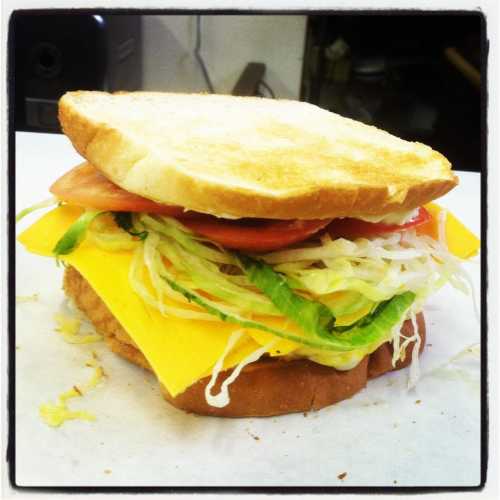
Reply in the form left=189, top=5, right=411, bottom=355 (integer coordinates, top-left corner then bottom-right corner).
left=141, top=15, right=307, bottom=99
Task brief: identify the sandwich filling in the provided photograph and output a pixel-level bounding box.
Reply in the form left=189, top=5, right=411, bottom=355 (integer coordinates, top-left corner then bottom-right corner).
left=17, top=166, right=479, bottom=407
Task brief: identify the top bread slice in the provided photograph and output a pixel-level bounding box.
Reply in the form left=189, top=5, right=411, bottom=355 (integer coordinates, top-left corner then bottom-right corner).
left=59, top=91, right=458, bottom=220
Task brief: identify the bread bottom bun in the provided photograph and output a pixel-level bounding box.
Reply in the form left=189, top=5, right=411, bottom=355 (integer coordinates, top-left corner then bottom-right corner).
left=63, top=266, right=426, bottom=417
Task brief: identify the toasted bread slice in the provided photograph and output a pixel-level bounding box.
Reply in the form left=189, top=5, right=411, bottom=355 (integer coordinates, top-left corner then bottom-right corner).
left=63, top=266, right=426, bottom=417
left=59, top=91, right=457, bottom=220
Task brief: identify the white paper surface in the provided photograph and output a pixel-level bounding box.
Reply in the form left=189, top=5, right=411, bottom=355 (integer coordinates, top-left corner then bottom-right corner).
left=13, top=132, right=482, bottom=487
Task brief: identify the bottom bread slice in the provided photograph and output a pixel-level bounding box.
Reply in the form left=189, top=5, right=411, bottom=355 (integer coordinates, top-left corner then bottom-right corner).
left=63, top=266, right=426, bottom=417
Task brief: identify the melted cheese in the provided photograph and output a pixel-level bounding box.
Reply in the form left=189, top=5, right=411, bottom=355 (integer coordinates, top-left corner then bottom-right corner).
left=18, top=204, right=479, bottom=397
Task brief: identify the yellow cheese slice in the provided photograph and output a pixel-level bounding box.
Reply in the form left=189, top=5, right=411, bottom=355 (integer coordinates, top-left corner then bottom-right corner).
left=19, top=207, right=262, bottom=397
left=419, top=203, right=480, bottom=259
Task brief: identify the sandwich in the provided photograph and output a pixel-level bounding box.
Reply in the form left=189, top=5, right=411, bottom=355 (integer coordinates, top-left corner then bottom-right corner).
left=17, top=91, right=479, bottom=417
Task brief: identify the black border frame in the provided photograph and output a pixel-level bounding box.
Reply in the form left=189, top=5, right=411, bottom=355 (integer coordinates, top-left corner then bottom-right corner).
left=7, top=7, right=489, bottom=494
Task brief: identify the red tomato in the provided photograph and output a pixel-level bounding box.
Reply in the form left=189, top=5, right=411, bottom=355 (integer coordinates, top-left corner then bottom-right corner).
left=50, top=163, right=331, bottom=251
left=181, top=217, right=333, bottom=252
left=327, top=207, right=431, bottom=239
left=50, top=163, right=186, bottom=216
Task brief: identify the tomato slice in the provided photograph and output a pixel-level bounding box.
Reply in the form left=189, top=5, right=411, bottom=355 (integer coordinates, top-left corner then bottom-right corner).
left=327, top=207, right=431, bottom=239
left=181, top=217, right=332, bottom=252
left=50, top=163, right=332, bottom=252
left=50, top=163, right=428, bottom=252
left=50, top=163, right=186, bottom=216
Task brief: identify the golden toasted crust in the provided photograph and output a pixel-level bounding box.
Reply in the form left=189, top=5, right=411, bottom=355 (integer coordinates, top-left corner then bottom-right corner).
left=63, top=266, right=426, bottom=417
left=59, top=91, right=457, bottom=220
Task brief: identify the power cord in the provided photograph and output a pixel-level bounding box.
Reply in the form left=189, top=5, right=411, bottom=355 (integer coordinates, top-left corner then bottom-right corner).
left=258, top=79, right=275, bottom=98
left=195, top=15, right=215, bottom=93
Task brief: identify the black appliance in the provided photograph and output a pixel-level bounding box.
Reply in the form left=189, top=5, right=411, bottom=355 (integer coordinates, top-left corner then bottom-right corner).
left=13, top=13, right=142, bottom=132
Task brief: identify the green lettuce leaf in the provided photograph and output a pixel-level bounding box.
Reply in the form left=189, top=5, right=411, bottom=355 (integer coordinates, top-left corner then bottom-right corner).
left=238, top=253, right=415, bottom=336
left=162, top=273, right=415, bottom=352
left=53, top=210, right=104, bottom=256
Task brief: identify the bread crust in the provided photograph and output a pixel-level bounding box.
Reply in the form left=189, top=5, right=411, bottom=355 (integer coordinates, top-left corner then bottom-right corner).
left=59, top=91, right=457, bottom=220
left=63, top=266, right=426, bottom=417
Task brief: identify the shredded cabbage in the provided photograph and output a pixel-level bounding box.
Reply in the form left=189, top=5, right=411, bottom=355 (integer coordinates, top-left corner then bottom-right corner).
left=205, top=330, right=277, bottom=408
left=204, top=329, right=245, bottom=407
left=408, top=311, right=422, bottom=389
left=263, top=229, right=472, bottom=313
left=16, top=197, right=58, bottom=222
left=46, top=208, right=474, bottom=378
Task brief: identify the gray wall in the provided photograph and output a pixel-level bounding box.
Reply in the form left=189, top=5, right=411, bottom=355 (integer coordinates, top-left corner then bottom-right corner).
left=141, top=15, right=307, bottom=99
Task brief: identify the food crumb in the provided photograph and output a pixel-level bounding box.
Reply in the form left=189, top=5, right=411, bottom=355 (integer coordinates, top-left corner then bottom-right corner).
left=393, top=480, right=398, bottom=484
left=415, top=400, right=421, bottom=405
left=246, top=429, right=260, bottom=441
left=104, top=469, right=112, bottom=474
left=412, top=420, right=416, bottom=424
left=337, top=472, right=347, bottom=480
left=16, top=293, right=39, bottom=303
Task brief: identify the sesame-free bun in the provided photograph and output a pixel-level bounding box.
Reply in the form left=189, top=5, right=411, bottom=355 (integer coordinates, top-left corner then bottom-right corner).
left=59, top=91, right=457, bottom=220
left=63, top=266, right=426, bottom=417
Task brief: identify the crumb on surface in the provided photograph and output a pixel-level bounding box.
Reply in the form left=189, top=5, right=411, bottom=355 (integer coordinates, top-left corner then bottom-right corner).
left=16, top=293, right=39, bottom=303
left=415, top=400, right=421, bottom=404
left=337, top=472, right=347, bottom=480
left=246, top=429, right=260, bottom=441
left=104, top=469, right=112, bottom=474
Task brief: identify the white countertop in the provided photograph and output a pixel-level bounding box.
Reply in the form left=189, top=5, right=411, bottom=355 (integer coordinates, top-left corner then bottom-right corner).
left=14, top=131, right=482, bottom=488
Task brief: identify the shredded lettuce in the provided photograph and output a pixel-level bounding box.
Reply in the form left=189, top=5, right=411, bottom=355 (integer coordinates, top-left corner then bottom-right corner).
left=262, top=230, right=471, bottom=312
left=16, top=197, right=58, bottom=222
left=205, top=335, right=277, bottom=408
left=53, top=210, right=104, bottom=256
left=162, top=272, right=415, bottom=352
left=39, top=208, right=472, bottom=366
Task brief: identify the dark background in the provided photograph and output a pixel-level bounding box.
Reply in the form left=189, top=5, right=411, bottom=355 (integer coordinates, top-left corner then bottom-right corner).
left=13, top=13, right=483, bottom=172
left=301, top=14, right=483, bottom=172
